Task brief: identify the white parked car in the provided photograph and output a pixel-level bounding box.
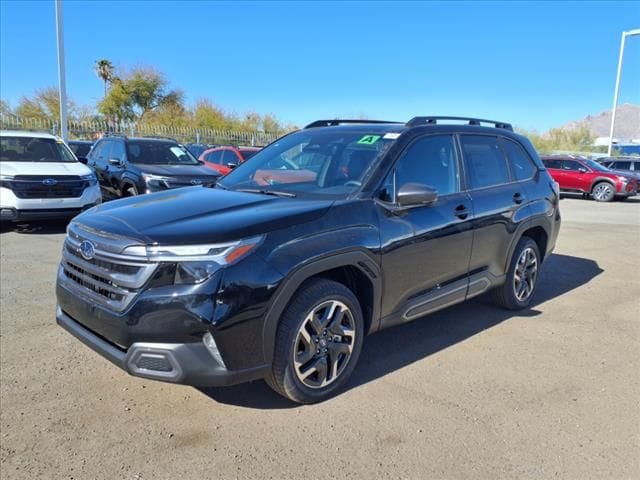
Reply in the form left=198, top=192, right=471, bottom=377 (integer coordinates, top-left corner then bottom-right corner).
left=0, top=130, right=101, bottom=222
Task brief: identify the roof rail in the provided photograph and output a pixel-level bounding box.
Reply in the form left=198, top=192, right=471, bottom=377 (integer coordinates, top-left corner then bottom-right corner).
left=140, top=135, right=178, bottom=142
left=102, top=132, right=127, bottom=139
left=304, top=119, right=402, bottom=129
left=406, top=116, right=513, bottom=131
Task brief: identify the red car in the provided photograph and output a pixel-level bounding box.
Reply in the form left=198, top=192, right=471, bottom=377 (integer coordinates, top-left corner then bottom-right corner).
left=199, top=146, right=261, bottom=175
left=541, top=155, right=637, bottom=202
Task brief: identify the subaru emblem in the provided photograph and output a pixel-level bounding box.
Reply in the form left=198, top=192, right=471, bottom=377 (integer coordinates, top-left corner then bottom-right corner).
left=190, top=179, right=203, bottom=185
left=42, top=178, right=58, bottom=186
left=79, top=240, right=96, bottom=260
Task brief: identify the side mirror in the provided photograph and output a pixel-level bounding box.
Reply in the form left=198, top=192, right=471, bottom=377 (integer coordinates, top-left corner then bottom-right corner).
left=108, top=158, right=123, bottom=167
left=198, top=160, right=205, bottom=165
left=77, top=156, right=88, bottom=165
left=226, top=162, right=238, bottom=169
left=578, top=168, right=588, bottom=173
left=397, top=183, right=438, bottom=207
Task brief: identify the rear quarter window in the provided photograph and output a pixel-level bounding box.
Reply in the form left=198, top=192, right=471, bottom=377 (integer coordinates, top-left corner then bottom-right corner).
left=501, top=138, right=536, bottom=181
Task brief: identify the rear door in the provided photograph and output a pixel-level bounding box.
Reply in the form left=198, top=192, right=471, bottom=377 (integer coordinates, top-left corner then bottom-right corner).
left=461, top=134, right=530, bottom=286
left=542, top=158, right=565, bottom=188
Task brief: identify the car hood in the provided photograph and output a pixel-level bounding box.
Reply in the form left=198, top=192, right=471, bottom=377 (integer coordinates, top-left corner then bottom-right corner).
left=132, top=163, right=220, bottom=178
left=74, top=187, right=334, bottom=245
left=611, top=169, right=640, bottom=180
left=0, top=161, right=92, bottom=177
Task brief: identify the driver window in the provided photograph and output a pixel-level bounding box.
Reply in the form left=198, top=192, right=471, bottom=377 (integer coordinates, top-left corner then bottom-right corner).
left=387, top=135, right=459, bottom=200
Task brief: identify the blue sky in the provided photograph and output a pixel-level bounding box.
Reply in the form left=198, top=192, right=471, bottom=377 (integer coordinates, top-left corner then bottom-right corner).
left=1, top=0, right=639, bottom=131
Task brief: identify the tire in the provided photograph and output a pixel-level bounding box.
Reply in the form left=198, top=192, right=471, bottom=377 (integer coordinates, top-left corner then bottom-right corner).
left=591, top=182, right=615, bottom=202
left=493, top=236, right=541, bottom=310
left=267, top=278, right=364, bottom=404
left=123, top=184, right=138, bottom=197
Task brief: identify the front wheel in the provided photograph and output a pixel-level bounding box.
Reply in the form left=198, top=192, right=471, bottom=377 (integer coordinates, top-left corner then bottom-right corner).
left=123, top=184, right=139, bottom=197
left=267, top=279, right=364, bottom=404
left=493, top=237, right=541, bottom=310
left=591, top=182, right=615, bottom=202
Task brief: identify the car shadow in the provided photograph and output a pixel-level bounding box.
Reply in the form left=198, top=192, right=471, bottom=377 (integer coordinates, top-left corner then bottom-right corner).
left=0, top=219, right=69, bottom=235
left=197, top=253, right=603, bottom=409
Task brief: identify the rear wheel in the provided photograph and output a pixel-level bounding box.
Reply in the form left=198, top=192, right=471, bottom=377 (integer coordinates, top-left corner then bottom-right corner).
left=267, top=279, right=364, bottom=404
left=591, top=182, right=615, bottom=202
left=493, top=237, right=540, bottom=310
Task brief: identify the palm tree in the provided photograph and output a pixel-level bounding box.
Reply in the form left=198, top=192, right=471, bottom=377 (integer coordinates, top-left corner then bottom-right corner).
left=94, top=59, right=115, bottom=98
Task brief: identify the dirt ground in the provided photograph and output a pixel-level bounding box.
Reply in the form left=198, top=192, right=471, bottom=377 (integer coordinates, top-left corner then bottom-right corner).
left=1, top=196, right=639, bottom=479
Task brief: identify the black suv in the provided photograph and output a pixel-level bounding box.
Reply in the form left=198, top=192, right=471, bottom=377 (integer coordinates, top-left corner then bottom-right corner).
left=56, top=117, right=561, bottom=403
left=86, top=135, right=220, bottom=198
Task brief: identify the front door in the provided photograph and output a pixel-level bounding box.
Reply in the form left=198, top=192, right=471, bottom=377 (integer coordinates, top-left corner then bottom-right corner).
left=377, top=134, right=473, bottom=326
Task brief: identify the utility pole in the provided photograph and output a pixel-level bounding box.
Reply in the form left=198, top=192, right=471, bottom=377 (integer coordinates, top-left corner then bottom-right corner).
left=607, top=29, right=640, bottom=156
left=55, top=0, right=69, bottom=141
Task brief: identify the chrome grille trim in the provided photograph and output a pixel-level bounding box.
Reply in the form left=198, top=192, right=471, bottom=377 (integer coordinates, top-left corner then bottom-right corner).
left=60, top=224, right=158, bottom=312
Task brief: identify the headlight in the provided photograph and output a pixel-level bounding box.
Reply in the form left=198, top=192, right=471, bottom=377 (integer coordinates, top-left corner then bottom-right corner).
left=142, top=173, right=170, bottom=188
left=617, top=176, right=629, bottom=185
left=122, top=236, right=264, bottom=284
left=0, top=174, right=14, bottom=188
left=80, top=173, right=98, bottom=186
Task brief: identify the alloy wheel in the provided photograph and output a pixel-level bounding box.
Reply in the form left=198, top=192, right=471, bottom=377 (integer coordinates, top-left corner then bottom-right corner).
left=293, top=300, right=356, bottom=389
left=592, top=183, right=614, bottom=201
left=513, top=247, right=538, bottom=302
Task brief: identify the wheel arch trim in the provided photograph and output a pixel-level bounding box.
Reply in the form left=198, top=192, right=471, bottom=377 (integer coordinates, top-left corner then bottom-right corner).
left=262, top=251, right=382, bottom=364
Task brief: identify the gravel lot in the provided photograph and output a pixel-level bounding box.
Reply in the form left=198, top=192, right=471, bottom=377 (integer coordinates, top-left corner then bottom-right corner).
left=1, top=197, right=639, bottom=480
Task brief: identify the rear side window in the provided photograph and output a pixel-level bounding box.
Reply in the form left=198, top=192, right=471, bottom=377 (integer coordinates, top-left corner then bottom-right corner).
left=501, top=138, right=535, bottom=181
left=460, top=135, right=510, bottom=189
left=240, top=150, right=259, bottom=161
left=542, top=159, right=561, bottom=169
left=612, top=161, right=631, bottom=170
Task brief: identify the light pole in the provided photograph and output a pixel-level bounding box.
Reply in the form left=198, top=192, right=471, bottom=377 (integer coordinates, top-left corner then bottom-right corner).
left=55, top=0, right=68, bottom=141
left=607, top=28, right=640, bottom=156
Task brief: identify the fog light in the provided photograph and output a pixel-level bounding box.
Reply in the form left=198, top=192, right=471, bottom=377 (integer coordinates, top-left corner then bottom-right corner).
left=1, top=208, right=16, bottom=218
left=203, top=332, right=226, bottom=368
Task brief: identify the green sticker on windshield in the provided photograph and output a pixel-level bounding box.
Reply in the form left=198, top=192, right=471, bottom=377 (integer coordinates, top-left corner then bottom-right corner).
left=357, top=135, right=381, bottom=145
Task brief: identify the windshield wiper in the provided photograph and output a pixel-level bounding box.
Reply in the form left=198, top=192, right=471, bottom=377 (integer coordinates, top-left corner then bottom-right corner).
left=235, top=188, right=296, bottom=198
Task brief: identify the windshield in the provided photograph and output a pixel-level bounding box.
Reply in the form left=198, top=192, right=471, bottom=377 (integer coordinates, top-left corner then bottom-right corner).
left=126, top=141, right=200, bottom=165
left=0, top=136, right=78, bottom=163
left=219, top=130, right=397, bottom=198
left=585, top=159, right=612, bottom=173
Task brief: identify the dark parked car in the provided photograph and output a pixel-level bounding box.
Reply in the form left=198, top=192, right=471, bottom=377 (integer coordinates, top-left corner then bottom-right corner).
left=597, top=156, right=640, bottom=181
left=56, top=117, right=561, bottom=403
left=541, top=155, right=637, bottom=202
left=184, top=143, right=214, bottom=159
left=67, top=140, right=94, bottom=160
left=86, top=135, right=220, bottom=198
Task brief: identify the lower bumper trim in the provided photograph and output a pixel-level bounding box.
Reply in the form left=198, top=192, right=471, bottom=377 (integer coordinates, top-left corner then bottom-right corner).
left=56, top=307, right=269, bottom=387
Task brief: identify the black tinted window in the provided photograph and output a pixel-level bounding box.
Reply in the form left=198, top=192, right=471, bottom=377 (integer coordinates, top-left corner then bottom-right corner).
left=204, top=151, right=223, bottom=165
left=562, top=160, right=584, bottom=171
left=542, top=159, right=561, bottom=169
left=126, top=141, right=199, bottom=165
left=222, top=150, right=239, bottom=165
left=240, top=150, right=259, bottom=161
left=0, top=137, right=77, bottom=163
left=461, top=135, right=510, bottom=189
left=110, top=141, right=125, bottom=163
left=69, top=142, right=91, bottom=157
left=394, top=135, right=459, bottom=196
left=502, top=139, right=535, bottom=181
left=612, top=161, right=631, bottom=170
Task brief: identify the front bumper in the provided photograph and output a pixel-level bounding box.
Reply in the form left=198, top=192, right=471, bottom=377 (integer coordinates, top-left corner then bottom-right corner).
left=56, top=307, right=269, bottom=386
left=1, top=184, right=102, bottom=221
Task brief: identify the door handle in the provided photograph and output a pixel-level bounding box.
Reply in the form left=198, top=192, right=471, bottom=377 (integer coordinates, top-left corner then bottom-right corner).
left=513, top=192, right=525, bottom=204
left=454, top=204, right=469, bottom=220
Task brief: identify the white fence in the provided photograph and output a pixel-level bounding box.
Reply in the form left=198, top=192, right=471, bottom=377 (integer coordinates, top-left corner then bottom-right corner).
left=0, top=114, right=281, bottom=146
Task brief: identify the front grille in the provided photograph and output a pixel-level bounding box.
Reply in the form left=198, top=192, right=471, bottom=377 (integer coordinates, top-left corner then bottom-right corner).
left=7, top=176, right=88, bottom=199
left=165, top=176, right=217, bottom=189
left=60, top=229, right=158, bottom=312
